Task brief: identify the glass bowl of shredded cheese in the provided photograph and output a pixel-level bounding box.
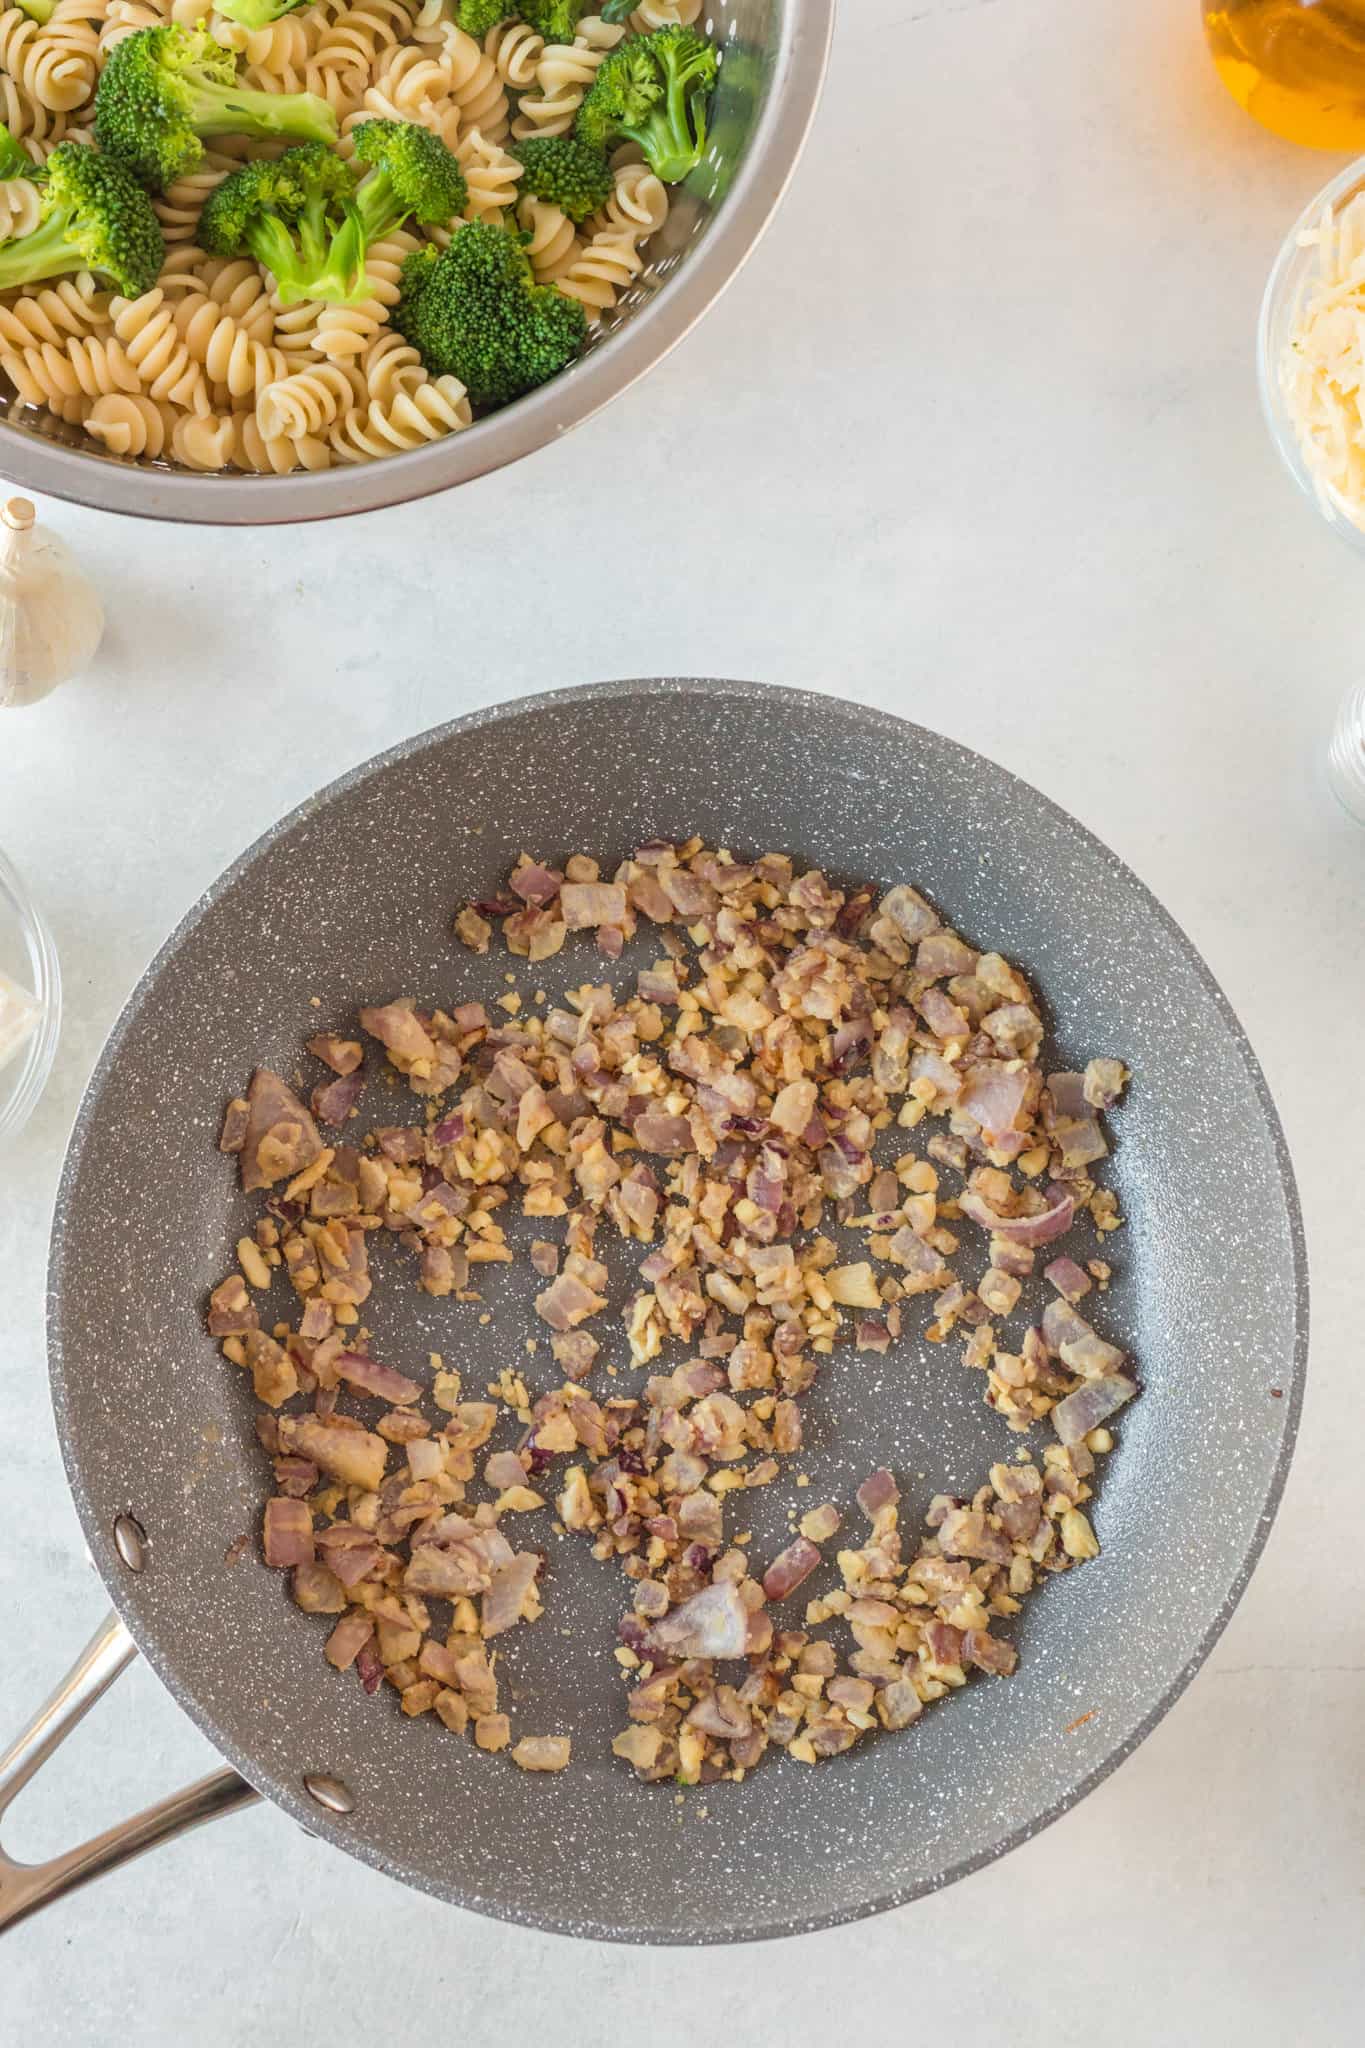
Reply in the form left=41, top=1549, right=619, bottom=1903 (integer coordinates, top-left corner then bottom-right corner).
left=1260, top=156, right=1365, bottom=548
left=0, top=844, right=60, bottom=1143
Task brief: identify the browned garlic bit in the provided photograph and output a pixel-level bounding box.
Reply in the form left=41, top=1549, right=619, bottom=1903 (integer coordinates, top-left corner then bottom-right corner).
left=208, top=838, right=1133, bottom=1780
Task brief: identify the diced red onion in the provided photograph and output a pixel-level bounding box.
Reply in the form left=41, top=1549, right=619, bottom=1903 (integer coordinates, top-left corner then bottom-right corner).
left=761, top=1537, right=821, bottom=1601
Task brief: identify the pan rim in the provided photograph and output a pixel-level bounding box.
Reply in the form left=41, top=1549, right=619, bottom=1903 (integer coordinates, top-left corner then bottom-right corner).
left=46, top=677, right=1309, bottom=1945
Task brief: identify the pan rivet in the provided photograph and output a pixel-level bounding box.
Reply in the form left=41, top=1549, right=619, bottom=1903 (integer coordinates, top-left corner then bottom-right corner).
left=303, top=1773, right=355, bottom=1815
left=113, top=1514, right=148, bottom=1573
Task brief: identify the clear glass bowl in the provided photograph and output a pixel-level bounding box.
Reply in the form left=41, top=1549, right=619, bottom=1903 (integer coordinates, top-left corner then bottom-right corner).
left=0, top=844, right=60, bottom=1142
left=1259, top=153, right=1365, bottom=554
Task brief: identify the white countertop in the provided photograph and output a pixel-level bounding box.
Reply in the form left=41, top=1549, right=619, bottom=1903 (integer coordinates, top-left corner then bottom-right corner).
left=3, top=0, right=1363, bottom=2037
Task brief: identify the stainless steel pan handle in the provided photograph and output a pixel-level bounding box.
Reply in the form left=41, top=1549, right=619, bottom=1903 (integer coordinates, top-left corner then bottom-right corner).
left=0, top=1611, right=260, bottom=1934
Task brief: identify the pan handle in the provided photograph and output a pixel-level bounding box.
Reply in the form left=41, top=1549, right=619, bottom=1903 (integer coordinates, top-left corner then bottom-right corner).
left=0, top=1610, right=260, bottom=1935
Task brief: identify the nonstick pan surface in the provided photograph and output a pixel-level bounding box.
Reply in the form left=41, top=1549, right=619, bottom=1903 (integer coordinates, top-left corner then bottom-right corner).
left=47, top=679, right=1307, bottom=1943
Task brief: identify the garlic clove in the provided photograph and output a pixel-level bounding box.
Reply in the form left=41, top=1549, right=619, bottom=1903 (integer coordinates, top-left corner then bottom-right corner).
left=0, top=494, right=104, bottom=711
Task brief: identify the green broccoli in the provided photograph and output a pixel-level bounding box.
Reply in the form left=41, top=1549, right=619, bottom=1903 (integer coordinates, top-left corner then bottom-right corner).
left=598, top=0, right=634, bottom=20
left=13, top=0, right=54, bottom=22
left=351, top=119, right=468, bottom=237
left=199, top=143, right=366, bottom=306
left=455, top=0, right=516, bottom=32
left=510, top=135, right=612, bottom=223
left=0, top=121, right=31, bottom=183
left=575, top=24, right=718, bottom=183
left=0, top=142, right=164, bottom=298
left=216, top=0, right=309, bottom=29
left=392, top=222, right=586, bottom=408
left=94, top=25, right=337, bottom=191
left=519, top=1, right=588, bottom=39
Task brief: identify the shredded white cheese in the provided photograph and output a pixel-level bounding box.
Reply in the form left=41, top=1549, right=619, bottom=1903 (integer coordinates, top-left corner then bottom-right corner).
left=1282, top=195, right=1365, bottom=529
left=0, top=966, right=39, bottom=1074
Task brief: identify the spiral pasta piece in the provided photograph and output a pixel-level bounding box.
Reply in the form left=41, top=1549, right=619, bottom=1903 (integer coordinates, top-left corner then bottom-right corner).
left=111, top=288, right=211, bottom=412
left=511, top=22, right=622, bottom=141
left=628, top=0, right=700, bottom=29
left=1, top=332, right=139, bottom=413
left=152, top=152, right=238, bottom=244
left=553, top=224, right=644, bottom=317
left=359, top=326, right=424, bottom=406
left=433, top=20, right=506, bottom=140
left=314, top=0, right=411, bottom=76
left=0, top=173, right=41, bottom=240
left=0, top=2, right=98, bottom=114
left=172, top=291, right=290, bottom=399
left=484, top=16, right=542, bottom=88
left=0, top=74, right=77, bottom=147
left=255, top=357, right=362, bottom=437
left=517, top=194, right=579, bottom=284
left=231, top=410, right=331, bottom=471
left=454, top=126, right=521, bottom=220
left=171, top=407, right=240, bottom=469
left=84, top=390, right=174, bottom=457
left=327, top=373, right=470, bottom=461
left=240, top=53, right=367, bottom=116
left=191, top=255, right=278, bottom=337
left=588, top=158, right=669, bottom=238
left=0, top=274, right=111, bottom=349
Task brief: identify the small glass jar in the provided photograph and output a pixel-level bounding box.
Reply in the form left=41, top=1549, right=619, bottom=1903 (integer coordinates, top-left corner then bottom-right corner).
left=1327, top=682, right=1365, bottom=822
left=0, top=844, right=61, bottom=1142
left=1205, top=1, right=1365, bottom=150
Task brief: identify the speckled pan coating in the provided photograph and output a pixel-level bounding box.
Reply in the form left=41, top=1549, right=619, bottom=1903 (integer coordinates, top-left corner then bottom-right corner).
left=47, top=680, right=1307, bottom=1945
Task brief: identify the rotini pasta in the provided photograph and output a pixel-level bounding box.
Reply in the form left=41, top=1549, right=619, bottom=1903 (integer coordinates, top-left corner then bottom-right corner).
left=433, top=20, right=507, bottom=141
left=170, top=404, right=239, bottom=469
left=172, top=289, right=288, bottom=398
left=111, top=287, right=211, bottom=411
left=0, top=3, right=712, bottom=473
left=588, top=157, right=669, bottom=238
left=511, top=18, right=623, bottom=141
left=84, top=388, right=173, bottom=455
left=0, top=172, right=41, bottom=240
left=629, top=0, right=702, bottom=30
left=0, top=2, right=98, bottom=116
left=454, top=125, right=522, bottom=220
left=483, top=16, right=542, bottom=89
left=327, top=371, right=470, bottom=460
left=553, top=223, right=645, bottom=318
left=518, top=193, right=579, bottom=283
left=359, top=325, right=424, bottom=405
left=0, top=273, right=110, bottom=348
left=1, top=331, right=138, bottom=410
left=254, top=355, right=360, bottom=437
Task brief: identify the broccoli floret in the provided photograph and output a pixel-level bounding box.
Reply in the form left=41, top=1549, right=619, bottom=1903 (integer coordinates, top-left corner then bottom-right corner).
left=0, top=121, right=31, bottom=183
left=0, top=142, right=164, bottom=297
left=200, top=143, right=366, bottom=306
left=519, top=1, right=588, bottom=37
left=575, top=25, right=718, bottom=183
left=216, top=0, right=309, bottom=28
left=510, top=135, right=612, bottom=224
left=392, top=222, right=586, bottom=409
left=95, top=25, right=337, bottom=191
left=351, top=119, right=468, bottom=237
left=456, top=0, right=516, bottom=32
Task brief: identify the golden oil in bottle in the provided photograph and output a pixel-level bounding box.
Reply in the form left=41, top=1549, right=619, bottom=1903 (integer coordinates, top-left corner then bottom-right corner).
left=1205, top=1, right=1365, bottom=148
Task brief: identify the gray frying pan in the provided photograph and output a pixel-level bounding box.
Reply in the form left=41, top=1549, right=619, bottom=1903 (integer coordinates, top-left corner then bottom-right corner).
left=3, top=680, right=1306, bottom=1944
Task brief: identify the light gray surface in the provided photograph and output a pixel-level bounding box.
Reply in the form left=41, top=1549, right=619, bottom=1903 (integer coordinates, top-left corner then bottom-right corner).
left=0, top=0, right=1361, bottom=2035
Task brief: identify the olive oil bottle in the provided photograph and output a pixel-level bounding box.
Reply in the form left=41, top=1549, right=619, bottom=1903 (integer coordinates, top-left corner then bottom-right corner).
left=1205, top=1, right=1365, bottom=147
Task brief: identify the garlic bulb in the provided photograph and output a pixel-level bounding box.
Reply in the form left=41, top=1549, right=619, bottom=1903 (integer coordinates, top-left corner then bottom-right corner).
left=0, top=496, right=104, bottom=710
